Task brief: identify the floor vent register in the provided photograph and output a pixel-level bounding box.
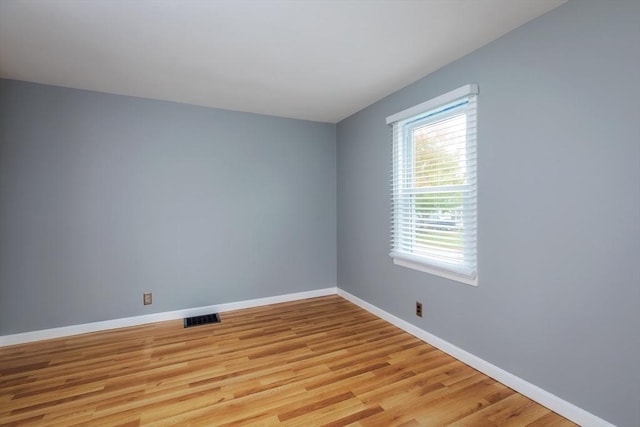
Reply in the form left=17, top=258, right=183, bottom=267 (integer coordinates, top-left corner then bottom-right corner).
left=184, top=313, right=221, bottom=328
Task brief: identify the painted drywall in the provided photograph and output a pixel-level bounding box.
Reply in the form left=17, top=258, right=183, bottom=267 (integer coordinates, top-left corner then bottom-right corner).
left=0, top=79, right=336, bottom=335
left=336, top=0, right=639, bottom=426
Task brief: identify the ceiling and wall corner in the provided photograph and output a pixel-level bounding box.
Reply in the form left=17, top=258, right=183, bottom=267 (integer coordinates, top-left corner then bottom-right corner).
left=0, top=0, right=566, bottom=123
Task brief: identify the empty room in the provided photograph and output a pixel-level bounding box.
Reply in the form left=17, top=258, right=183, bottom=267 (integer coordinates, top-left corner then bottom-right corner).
left=1, top=0, right=638, bottom=426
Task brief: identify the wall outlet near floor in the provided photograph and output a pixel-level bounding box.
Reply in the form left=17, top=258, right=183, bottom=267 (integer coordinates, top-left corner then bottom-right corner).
left=143, top=292, right=152, bottom=305
left=416, top=301, right=423, bottom=317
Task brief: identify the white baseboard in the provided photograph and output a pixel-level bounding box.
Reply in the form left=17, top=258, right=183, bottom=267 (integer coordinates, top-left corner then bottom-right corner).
left=336, top=288, right=615, bottom=427
left=0, top=287, right=338, bottom=347
left=0, top=286, right=614, bottom=427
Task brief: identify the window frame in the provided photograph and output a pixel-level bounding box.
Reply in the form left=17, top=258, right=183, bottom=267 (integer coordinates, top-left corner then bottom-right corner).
left=387, top=84, right=478, bottom=286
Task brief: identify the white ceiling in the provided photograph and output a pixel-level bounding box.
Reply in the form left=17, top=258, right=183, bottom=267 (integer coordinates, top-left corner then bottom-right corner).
left=0, top=0, right=566, bottom=123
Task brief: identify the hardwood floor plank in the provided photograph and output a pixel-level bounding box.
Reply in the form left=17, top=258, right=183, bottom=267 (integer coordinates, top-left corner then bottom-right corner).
left=0, top=295, right=576, bottom=426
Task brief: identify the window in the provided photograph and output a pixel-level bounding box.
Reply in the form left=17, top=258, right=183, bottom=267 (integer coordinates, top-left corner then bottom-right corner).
left=387, top=84, right=478, bottom=286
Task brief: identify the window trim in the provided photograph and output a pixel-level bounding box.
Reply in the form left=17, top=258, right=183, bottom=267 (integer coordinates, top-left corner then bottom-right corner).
left=387, top=84, right=478, bottom=286
left=386, top=84, right=478, bottom=125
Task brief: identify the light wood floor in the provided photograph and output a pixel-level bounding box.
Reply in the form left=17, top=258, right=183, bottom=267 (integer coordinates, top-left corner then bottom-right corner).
left=0, top=295, right=576, bottom=426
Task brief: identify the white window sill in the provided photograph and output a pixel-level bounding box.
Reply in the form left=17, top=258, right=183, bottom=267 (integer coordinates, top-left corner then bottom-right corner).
left=392, top=256, right=478, bottom=287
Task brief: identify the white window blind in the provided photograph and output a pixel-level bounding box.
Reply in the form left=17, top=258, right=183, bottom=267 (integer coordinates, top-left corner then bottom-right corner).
left=388, top=84, right=478, bottom=285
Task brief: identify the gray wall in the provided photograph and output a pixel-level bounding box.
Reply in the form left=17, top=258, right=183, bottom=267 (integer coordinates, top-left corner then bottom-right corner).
left=336, top=0, right=639, bottom=426
left=0, top=79, right=336, bottom=335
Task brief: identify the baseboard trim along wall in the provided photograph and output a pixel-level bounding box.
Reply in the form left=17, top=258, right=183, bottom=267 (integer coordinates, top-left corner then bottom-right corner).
left=0, top=287, right=338, bottom=347
left=0, top=286, right=613, bottom=427
left=336, top=288, right=615, bottom=427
